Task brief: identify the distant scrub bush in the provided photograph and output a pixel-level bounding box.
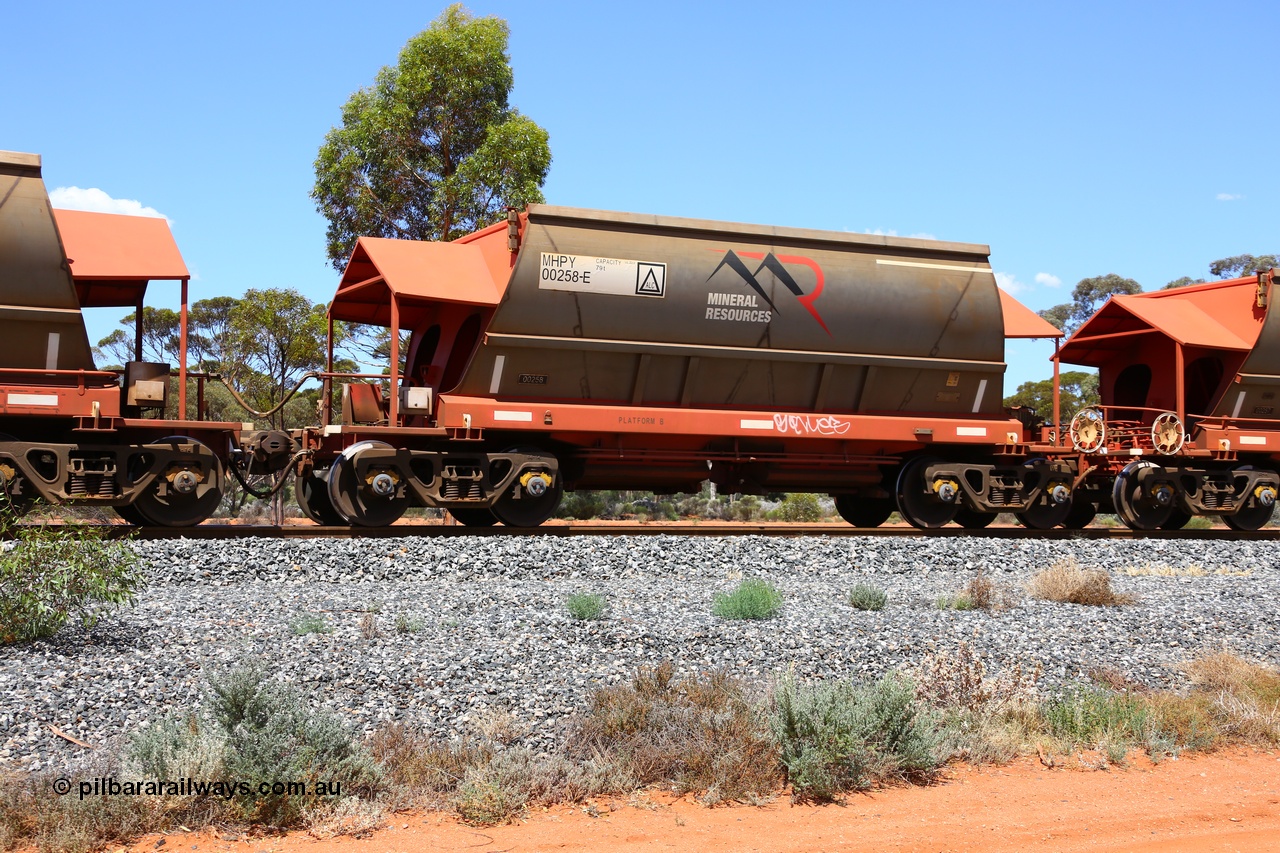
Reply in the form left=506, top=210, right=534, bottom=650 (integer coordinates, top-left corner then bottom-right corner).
left=769, top=493, right=824, bottom=522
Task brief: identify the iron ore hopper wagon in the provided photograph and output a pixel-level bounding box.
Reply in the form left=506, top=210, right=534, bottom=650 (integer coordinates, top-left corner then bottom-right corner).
left=298, top=205, right=1073, bottom=529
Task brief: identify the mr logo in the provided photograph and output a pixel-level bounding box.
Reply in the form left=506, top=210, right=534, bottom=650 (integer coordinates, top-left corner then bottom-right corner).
left=706, top=250, right=830, bottom=334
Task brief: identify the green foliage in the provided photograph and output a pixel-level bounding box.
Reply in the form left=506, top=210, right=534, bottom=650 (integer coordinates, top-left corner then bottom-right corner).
left=770, top=672, right=939, bottom=801
left=1038, top=273, right=1143, bottom=335
left=847, top=583, right=887, bottom=611
left=1163, top=275, right=1207, bottom=289
left=713, top=578, right=783, bottom=620
left=565, top=592, right=607, bottom=621
left=1210, top=254, right=1278, bottom=279
left=1003, top=370, right=1099, bottom=424
left=0, top=520, right=142, bottom=644
left=204, top=663, right=377, bottom=825
left=93, top=306, right=182, bottom=366
left=225, top=288, right=332, bottom=428
left=312, top=4, right=551, bottom=268
left=290, top=613, right=332, bottom=636
left=771, top=493, right=824, bottom=522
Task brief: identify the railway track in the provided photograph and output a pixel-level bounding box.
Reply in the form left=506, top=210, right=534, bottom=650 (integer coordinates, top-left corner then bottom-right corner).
left=32, top=522, right=1280, bottom=540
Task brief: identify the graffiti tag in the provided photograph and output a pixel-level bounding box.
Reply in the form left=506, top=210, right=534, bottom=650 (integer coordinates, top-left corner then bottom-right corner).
left=772, top=414, right=851, bottom=436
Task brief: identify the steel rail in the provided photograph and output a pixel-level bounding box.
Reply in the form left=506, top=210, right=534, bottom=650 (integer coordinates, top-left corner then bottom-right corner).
left=25, top=523, right=1279, bottom=541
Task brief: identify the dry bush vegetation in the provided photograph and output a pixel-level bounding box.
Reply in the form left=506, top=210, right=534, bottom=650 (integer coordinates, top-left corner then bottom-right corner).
left=1027, top=558, right=1137, bottom=606
left=5, top=647, right=1280, bottom=851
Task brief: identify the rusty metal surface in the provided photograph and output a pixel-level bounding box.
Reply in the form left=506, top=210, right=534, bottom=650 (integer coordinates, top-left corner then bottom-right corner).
left=452, top=205, right=1007, bottom=417
left=0, top=151, right=96, bottom=370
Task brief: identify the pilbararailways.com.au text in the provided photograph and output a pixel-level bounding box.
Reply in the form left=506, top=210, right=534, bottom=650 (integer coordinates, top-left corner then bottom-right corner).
left=53, top=776, right=345, bottom=800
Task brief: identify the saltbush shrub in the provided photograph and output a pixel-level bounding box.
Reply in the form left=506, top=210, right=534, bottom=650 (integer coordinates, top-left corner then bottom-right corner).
left=771, top=671, right=939, bottom=801
left=848, top=583, right=887, bottom=611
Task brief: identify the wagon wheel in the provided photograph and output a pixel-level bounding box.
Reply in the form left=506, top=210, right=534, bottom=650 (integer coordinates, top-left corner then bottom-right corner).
left=953, top=508, right=997, bottom=529
left=1111, top=460, right=1173, bottom=530
left=490, top=449, right=562, bottom=528
left=895, top=456, right=958, bottom=529
left=132, top=436, right=224, bottom=527
left=1063, top=500, right=1097, bottom=530
left=1224, top=466, right=1277, bottom=531
left=296, top=468, right=346, bottom=526
left=1015, top=461, right=1074, bottom=530
left=1159, top=509, right=1193, bottom=530
left=449, top=508, right=499, bottom=527
left=1069, top=407, right=1106, bottom=453
left=833, top=495, right=895, bottom=528
left=1151, top=412, right=1185, bottom=456
left=326, top=441, right=409, bottom=527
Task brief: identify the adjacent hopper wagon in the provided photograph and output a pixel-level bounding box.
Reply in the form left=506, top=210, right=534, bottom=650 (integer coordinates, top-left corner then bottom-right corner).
left=1058, top=273, right=1280, bottom=529
left=0, top=150, right=289, bottom=525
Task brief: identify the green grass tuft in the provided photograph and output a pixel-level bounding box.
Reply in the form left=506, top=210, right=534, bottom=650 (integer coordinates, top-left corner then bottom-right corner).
left=713, top=579, right=783, bottom=620
left=565, top=593, right=607, bottom=621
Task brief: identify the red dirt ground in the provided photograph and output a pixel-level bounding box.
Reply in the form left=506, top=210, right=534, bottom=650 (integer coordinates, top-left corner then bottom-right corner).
left=123, top=748, right=1280, bottom=853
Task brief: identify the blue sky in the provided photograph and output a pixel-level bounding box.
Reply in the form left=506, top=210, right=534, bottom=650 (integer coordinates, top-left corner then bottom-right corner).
left=3, top=0, right=1277, bottom=393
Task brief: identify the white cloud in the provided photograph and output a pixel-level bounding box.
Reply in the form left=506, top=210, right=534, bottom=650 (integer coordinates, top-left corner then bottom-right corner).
left=1216, top=192, right=1243, bottom=202
left=859, top=228, right=938, bottom=240
left=995, top=272, right=1025, bottom=294
left=1034, top=272, right=1062, bottom=288
left=49, top=186, right=170, bottom=222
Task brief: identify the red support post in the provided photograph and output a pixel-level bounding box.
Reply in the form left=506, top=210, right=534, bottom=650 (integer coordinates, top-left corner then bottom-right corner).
left=389, top=296, right=400, bottom=426
left=1175, top=342, right=1185, bottom=422
left=324, top=315, right=334, bottom=426
left=1052, top=339, right=1061, bottom=443
left=178, top=277, right=188, bottom=418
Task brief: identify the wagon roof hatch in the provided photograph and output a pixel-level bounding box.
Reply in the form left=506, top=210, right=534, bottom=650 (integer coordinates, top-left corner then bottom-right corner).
left=330, top=236, right=503, bottom=327
left=53, top=209, right=189, bottom=306
left=1059, top=279, right=1262, bottom=368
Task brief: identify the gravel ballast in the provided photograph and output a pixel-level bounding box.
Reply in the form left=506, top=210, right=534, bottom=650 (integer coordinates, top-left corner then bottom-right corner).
left=2, top=534, right=1278, bottom=772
